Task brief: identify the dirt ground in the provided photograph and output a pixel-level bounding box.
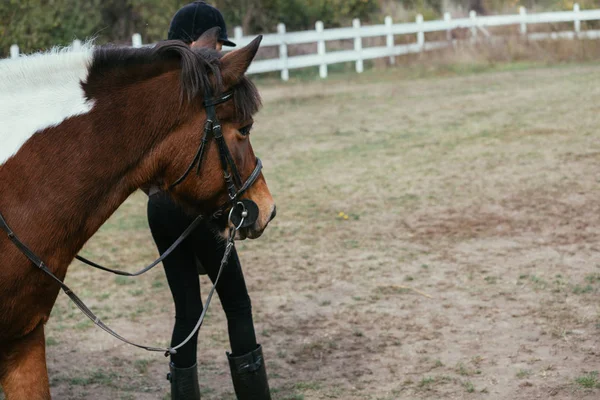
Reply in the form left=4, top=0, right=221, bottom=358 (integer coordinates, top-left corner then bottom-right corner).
left=11, top=63, right=600, bottom=399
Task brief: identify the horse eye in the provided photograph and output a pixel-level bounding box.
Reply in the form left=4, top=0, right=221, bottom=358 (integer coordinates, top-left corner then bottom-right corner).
left=239, top=124, right=253, bottom=136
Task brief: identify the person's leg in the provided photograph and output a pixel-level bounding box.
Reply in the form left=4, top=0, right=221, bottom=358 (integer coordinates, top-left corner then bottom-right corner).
left=220, top=250, right=257, bottom=355
left=193, top=233, right=257, bottom=354
left=147, top=193, right=202, bottom=399
left=192, top=224, right=270, bottom=400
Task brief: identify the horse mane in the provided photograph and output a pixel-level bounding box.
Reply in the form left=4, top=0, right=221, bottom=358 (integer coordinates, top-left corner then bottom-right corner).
left=0, top=43, right=94, bottom=92
left=0, top=41, right=261, bottom=167
left=84, top=41, right=261, bottom=122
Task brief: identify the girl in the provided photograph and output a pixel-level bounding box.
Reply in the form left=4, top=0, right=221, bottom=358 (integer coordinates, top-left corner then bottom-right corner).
left=148, top=2, right=271, bottom=399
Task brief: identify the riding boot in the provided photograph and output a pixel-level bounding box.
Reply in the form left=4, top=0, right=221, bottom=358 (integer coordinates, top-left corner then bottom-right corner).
left=167, top=362, right=201, bottom=400
left=227, top=344, right=272, bottom=400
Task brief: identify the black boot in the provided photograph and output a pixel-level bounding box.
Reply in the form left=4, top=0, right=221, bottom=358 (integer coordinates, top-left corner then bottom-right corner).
left=227, top=344, right=272, bottom=400
left=167, top=362, right=201, bottom=400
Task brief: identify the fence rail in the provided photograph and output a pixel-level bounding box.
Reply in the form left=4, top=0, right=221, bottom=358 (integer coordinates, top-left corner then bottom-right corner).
left=7, top=4, right=600, bottom=81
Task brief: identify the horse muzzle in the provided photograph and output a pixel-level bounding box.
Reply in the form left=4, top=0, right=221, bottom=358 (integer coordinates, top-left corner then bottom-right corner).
left=228, top=200, right=276, bottom=240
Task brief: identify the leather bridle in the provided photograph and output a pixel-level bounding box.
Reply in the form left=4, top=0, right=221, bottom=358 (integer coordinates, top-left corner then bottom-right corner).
left=0, top=88, right=264, bottom=356
left=170, top=89, right=263, bottom=227
left=75, top=87, right=263, bottom=276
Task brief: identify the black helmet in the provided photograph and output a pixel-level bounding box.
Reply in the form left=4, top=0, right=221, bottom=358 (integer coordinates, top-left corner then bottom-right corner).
left=168, top=1, right=236, bottom=47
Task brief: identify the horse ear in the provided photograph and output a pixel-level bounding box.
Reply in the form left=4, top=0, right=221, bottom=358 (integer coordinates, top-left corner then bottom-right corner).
left=220, top=35, right=262, bottom=87
left=192, top=27, right=221, bottom=49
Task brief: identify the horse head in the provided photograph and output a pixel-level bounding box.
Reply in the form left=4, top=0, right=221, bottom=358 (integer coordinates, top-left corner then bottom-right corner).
left=142, top=31, right=275, bottom=239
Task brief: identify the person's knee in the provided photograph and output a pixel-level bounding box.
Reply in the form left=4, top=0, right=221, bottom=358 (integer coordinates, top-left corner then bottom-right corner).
left=175, top=309, right=203, bottom=325
left=222, top=295, right=252, bottom=320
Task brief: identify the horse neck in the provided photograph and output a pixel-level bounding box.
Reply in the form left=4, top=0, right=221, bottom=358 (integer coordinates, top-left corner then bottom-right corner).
left=0, top=71, right=185, bottom=275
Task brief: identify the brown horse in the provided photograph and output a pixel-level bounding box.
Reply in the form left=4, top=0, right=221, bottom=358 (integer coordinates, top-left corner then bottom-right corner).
left=0, top=30, right=274, bottom=399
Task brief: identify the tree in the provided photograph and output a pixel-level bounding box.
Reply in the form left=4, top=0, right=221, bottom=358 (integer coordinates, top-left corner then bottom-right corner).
left=1, top=0, right=382, bottom=57
left=1, top=0, right=103, bottom=56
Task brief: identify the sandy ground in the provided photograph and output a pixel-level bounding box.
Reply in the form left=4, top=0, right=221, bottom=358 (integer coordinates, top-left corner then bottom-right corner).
left=4, top=63, right=599, bottom=400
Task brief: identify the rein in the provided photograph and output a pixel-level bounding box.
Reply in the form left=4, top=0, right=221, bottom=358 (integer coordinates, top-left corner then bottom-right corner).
left=0, top=88, right=261, bottom=356
left=0, top=210, right=243, bottom=356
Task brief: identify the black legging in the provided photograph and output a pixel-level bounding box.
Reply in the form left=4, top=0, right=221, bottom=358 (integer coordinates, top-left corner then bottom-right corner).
left=147, top=192, right=258, bottom=368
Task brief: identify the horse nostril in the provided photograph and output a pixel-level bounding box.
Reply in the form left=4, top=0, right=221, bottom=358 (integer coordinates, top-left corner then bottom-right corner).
left=269, top=206, right=277, bottom=221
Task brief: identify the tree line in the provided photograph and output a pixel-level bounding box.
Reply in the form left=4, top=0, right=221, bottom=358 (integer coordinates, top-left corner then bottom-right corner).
left=0, top=0, right=583, bottom=57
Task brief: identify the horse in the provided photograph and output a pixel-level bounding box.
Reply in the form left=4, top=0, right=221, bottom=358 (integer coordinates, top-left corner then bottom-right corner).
left=0, top=28, right=275, bottom=399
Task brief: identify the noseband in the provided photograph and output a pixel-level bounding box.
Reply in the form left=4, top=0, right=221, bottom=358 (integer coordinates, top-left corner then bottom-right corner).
left=170, top=89, right=263, bottom=228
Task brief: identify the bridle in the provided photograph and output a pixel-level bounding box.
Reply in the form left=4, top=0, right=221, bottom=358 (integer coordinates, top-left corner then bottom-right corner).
left=0, top=87, right=264, bottom=356
left=169, top=88, right=263, bottom=227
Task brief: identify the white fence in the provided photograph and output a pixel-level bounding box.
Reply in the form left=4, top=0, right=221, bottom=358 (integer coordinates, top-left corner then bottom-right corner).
left=8, top=4, right=600, bottom=81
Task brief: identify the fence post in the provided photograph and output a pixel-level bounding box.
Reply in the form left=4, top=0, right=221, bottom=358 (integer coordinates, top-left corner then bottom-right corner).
left=519, top=7, right=527, bottom=36
left=353, top=19, right=364, bottom=73
left=385, top=16, right=395, bottom=65
left=316, top=21, right=327, bottom=79
left=132, top=33, right=142, bottom=48
left=444, top=12, right=452, bottom=42
left=10, top=44, right=19, bottom=59
left=574, top=3, right=581, bottom=37
left=234, top=26, right=243, bottom=44
left=277, top=23, right=289, bottom=81
left=416, top=14, right=425, bottom=51
left=469, top=10, right=477, bottom=43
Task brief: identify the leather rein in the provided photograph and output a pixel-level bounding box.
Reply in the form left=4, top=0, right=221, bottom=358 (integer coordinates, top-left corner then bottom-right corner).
left=0, top=88, right=262, bottom=356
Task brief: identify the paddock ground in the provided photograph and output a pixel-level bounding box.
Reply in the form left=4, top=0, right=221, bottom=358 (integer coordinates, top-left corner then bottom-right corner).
left=21, top=62, right=600, bottom=399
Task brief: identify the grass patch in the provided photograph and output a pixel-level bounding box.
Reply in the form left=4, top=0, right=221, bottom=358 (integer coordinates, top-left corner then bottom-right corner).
left=152, top=280, right=165, bottom=289
left=456, top=363, right=481, bottom=377
left=134, top=359, right=151, bottom=374
left=96, top=292, right=111, bottom=300
left=575, top=371, right=599, bottom=389
left=418, top=376, right=435, bottom=388
left=281, top=395, right=304, bottom=400
left=573, top=285, right=594, bottom=294
left=295, top=381, right=322, bottom=391
left=128, top=289, right=144, bottom=297
left=69, top=369, right=119, bottom=387
left=376, top=286, right=412, bottom=295
left=115, top=276, right=135, bottom=286
left=46, top=337, right=59, bottom=346
left=471, top=356, right=483, bottom=366
left=585, top=273, right=600, bottom=284
left=516, top=369, right=532, bottom=379
left=529, top=275, right=548, bottom=290
left=463, top=381, right=475, bottom=393
left=73, top=319, right=94, bottom=331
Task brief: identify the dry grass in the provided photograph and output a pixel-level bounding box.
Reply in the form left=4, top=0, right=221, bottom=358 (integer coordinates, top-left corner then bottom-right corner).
left=13, top=61, right=597, bottom=400
left=430, top=35, right=600, bottom=65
